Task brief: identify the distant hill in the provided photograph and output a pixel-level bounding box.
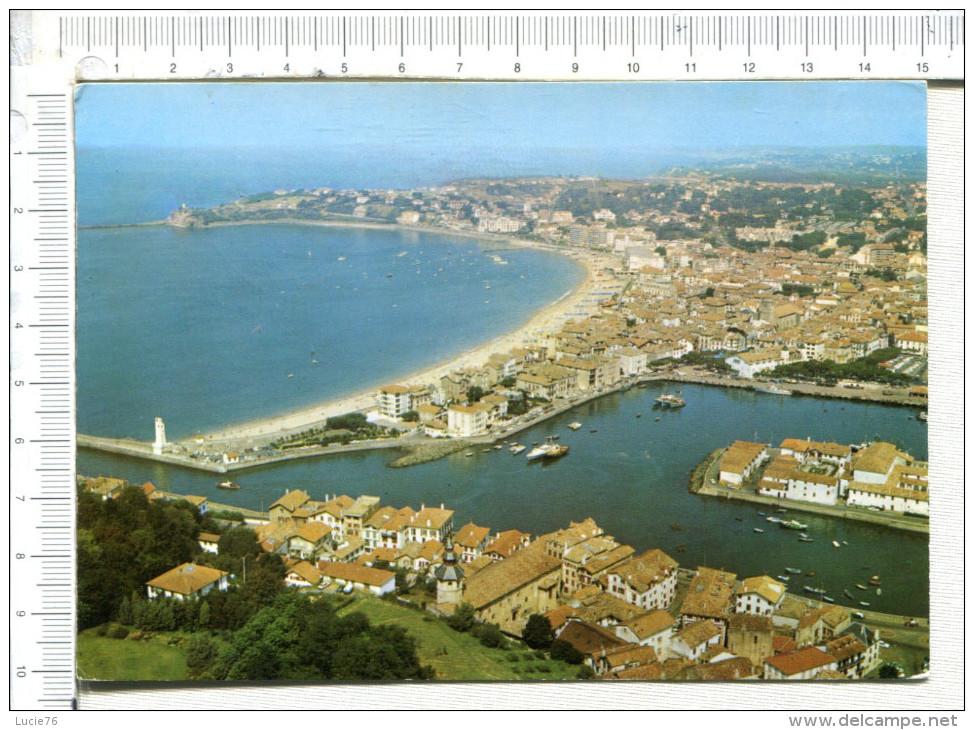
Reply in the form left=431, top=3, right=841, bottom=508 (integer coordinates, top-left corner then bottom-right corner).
left=661, top=146, right=926, bottom=185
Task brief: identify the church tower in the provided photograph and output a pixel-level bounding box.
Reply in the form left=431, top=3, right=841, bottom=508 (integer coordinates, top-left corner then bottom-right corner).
left=434, top=537, right=465, bottom=606
left=153, top=417, right=167, bottom=455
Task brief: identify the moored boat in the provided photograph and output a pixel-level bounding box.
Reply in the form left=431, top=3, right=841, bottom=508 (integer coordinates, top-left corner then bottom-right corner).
left=798, top=536, right=813, bottom=543
left=568, top=422, right=582, bottom=431
left=780, top=519, right=809, bottom=531
left=804, top=586, right=827, bottom=595
left=753, top=528, right=765, bottom=534
left=755, top=385, right=791, bottom=396
left=216, top=481, right=241, bottom=490
left=526, top=440, right=570, bottom=461
left=832, top=540, right=841, bottom=548
left=785, top=567, right=801, bottom=574
left=856, top=584, right=868, bottom=590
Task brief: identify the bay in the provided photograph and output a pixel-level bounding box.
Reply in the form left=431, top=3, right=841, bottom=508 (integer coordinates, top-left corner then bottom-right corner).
left=78, top=382, right=929, bottom=617
left=77, top=223, right=585, bottom=440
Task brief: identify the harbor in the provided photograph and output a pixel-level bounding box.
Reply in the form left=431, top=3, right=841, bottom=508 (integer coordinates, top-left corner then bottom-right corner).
left=78, top=380, right=929, bottom=618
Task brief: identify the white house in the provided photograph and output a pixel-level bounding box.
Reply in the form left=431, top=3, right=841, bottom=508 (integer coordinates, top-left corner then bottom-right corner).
left=318, top=562, right=396, bottom=596
left=718, top=441, right=768, bottom=487
left=447, top=402, right=491, bottom=437
left=734, top=576, right=787, bottom=617
left=669, top=619, right=723, bottom=661
left=605, top=549, right=679, bottom=611
left=725, top=347, right=788, bottom=379
left=146, top=563, right=229, bottom=601
left=614, top=610, right=676, bottom=659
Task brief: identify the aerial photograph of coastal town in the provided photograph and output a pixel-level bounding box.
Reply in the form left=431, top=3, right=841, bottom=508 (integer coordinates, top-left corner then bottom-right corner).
left=75, top=81, right=930, bottom=685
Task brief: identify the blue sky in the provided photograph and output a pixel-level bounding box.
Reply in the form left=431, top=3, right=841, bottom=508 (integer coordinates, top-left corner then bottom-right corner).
left=76, top=81, right=925, bottom=151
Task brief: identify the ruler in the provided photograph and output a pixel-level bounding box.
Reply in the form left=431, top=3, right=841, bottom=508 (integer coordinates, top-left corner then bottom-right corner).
left=25, top=10, right=966, bottom=80
left=9, top=71, right=77, bottom=711
left=6, top=8, right=963, bottom=712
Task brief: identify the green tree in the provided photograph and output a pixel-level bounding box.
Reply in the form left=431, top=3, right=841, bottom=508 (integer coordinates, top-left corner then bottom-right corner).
left=472, top=622, right=507, bottom=649
left=466, top=386, right=485, bottom=403
left=522, top=614, right=555, bottom=650
left=878, top=662, right=902, bottom=679
left=400, top=410, right=419, bottom=422
left=550, top=638, right=584, bottom=664
left=446, top=602, right=477, bottom=633
left=185, top=635, right=221, bottom=679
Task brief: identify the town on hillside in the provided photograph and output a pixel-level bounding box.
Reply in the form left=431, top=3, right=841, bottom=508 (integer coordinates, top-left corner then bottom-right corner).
left=166, top=173, right=926, bottom=453
left=82, top=477, right=923, bottom=680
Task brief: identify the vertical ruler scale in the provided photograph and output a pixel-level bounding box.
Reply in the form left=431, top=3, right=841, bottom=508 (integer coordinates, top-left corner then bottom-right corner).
left=9, top=78, right=77, bottom=710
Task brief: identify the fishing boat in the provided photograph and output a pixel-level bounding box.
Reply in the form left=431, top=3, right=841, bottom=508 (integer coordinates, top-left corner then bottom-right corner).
left=798, top=536, right=813, bottom=543
left=511, top=445, right=526, bottom=455
left=777, top=575, right=790, bottom=582
left=785, top=567, right=802, bottom=574
left=216, top=481, right=241, bottom=490
left=876, top=588, right=882, bottom=596
left=655, top=393, right=686, bottom=408
left=493, top=445, right=503, bottom=450
left=766, top=515, right=784, bottom=524
left=568, top=422, right=582, bottom=431
left=844, top=590, right=857, bottom=600
left=526, top=439, right=570, bottom=462
left=590, top=429, right=598, bottom=433
left=804, top=586, right=827, bottom=595
left=860, top=601, right=871, bottom=607
left=856, top=584, right=868, bottom=590
left=868, top=579, right=882, bottom=587
left=753, top=528, right=765, bottom=534
left=823, top=596, right=835, bottom=603
left=755, top=385, right=791, bottom=396
left=465, top=452, right=474, bottom=457
left=832, top=540, right=841, bottom=548
left=655, top=417, right=661, bottom=422
left=917, top=411, right=928, bottom=422
left=757, top=511, right=767, bottom=517
left=780, top=519, right=809, bottom=531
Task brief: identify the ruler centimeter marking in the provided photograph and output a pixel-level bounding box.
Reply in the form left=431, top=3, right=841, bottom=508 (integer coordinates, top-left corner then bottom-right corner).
left=8, top=9, right=963, bottom=711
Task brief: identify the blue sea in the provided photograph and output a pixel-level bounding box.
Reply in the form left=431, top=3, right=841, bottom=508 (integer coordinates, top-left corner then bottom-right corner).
left=78, top=221, right=583, bottom=440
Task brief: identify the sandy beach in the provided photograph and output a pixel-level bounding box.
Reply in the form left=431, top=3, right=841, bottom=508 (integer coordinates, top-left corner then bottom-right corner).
left=189, top=233, right=622, bottom=447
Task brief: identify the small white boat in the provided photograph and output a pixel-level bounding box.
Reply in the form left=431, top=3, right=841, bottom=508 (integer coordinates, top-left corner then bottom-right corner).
left=754, top=528, right=765, bottom=534
left=568, top=422, right=582, bottom=431
left=832, top=540, right=841, bottom=548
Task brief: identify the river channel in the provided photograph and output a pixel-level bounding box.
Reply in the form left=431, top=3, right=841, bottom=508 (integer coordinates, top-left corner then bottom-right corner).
left=78, top=381, right=929, bottom=617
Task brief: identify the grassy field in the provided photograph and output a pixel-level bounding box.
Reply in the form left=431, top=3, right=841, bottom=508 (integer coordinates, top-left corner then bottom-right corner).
left=77, top=630, right=187, bottom=681
left=338, top=595, right=582, bottom=681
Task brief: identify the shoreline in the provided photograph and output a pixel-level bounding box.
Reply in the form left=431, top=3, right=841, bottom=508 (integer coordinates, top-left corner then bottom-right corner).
left=181, top=229, right=618, bottom=446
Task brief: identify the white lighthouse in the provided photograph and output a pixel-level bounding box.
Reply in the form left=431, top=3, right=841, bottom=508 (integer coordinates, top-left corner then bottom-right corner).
left=153, top=417, right=167, bottom=455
